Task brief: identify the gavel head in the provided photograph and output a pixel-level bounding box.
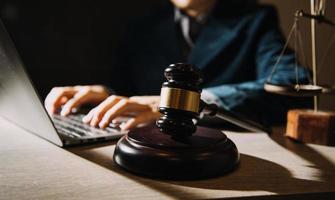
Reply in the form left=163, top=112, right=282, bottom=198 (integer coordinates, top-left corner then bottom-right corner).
left=156, top=63, right=203, bottom=137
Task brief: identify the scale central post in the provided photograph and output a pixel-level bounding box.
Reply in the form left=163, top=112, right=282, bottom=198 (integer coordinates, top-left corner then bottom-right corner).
left=310, top=0, right=318, bottom=111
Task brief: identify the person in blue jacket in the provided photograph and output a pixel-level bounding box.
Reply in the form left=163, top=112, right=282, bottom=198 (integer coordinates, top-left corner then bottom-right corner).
left=45, top=0, right=311, bottom=131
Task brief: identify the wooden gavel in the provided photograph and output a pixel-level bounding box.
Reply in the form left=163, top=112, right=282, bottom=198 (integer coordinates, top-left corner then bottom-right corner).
left=113, top=63, right=240, bottom=180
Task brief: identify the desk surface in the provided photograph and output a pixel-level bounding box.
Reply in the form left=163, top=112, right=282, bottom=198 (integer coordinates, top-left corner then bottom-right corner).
left=1, top=118, right=335, bottom=200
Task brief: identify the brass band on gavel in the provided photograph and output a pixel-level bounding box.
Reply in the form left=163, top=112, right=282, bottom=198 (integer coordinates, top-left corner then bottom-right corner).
left=159, top=87, right=200, bottom=113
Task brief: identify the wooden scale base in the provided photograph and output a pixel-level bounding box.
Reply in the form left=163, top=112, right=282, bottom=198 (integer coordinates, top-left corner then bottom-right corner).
left=286, top=109, right=335, bottom=146
left=113, top=125, right=240, bottom=180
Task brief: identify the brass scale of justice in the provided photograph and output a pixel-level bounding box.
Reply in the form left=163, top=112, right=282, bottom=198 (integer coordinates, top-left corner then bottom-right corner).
left=113, top=0, right=335, bottom=180
left=264, top=0, right=335, bottom=98
left=264, top=0, right=335, bottom=145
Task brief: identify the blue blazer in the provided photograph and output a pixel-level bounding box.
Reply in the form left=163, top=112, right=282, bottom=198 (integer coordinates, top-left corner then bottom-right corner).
left=111, top=1, right=311, bottom=126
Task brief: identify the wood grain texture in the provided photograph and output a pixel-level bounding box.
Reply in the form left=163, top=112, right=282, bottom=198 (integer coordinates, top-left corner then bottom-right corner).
left=1, top=118, right=335, bottom=200
left=286, top=109, right=335, bottom=145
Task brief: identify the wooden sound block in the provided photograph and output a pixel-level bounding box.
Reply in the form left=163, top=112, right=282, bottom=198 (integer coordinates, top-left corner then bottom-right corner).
left=113, top=125, right=240, bottom=180
left=286, top=109, right=335, bottom=146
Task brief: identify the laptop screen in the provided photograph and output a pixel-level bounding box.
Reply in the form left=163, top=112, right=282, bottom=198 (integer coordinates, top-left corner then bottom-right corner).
left=0, top=20, right=63, bottom=146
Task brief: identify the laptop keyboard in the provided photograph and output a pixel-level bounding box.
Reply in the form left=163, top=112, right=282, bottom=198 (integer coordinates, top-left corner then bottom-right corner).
left=52, top=114, right=126, bottom=139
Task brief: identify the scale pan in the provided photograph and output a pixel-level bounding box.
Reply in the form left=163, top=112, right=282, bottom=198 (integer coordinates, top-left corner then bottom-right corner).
left=264, top=83, right=323, bottom=97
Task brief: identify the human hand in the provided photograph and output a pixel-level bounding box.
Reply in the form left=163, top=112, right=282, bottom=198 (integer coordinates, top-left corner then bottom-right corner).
left=44, top=85, right=110, bottom=116
left=82, top=95, right=161, bottom=131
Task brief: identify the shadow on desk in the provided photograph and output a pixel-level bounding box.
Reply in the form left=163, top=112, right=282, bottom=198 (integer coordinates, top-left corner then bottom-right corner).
left=68, top=143, right=335, bottom=200
left=270, top=128, right=335, bottom=184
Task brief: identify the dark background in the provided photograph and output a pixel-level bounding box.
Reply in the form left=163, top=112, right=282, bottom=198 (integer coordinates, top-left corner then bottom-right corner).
left=0, top=0, right=165, bottom=97
left=0, top=0, right=334, bottom=110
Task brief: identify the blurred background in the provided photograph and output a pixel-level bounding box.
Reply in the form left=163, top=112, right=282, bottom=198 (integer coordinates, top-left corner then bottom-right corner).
left=0, top=0, right=334, bottom=110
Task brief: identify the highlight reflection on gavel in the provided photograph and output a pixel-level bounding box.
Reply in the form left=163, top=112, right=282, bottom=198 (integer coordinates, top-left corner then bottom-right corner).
left=157, top=63, right=268, bottom=135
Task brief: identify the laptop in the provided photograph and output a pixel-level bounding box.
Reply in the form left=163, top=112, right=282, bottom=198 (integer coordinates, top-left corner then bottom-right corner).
left=0, top=19, right=127, bottom=147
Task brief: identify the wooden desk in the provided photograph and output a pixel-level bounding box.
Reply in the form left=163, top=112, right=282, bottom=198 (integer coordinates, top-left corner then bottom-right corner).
left=1, top=118, right=335, bottom=200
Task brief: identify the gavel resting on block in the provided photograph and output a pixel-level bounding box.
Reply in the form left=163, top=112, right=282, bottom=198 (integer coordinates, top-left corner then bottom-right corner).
left=113, top=63, right=266, bottom=180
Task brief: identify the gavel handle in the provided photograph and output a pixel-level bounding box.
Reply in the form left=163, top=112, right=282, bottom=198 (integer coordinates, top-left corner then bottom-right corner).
left=200, top=101, right=269, bottom=133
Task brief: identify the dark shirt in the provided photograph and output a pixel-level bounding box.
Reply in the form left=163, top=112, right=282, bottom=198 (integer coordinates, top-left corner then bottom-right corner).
left=110, top=1, right=311, bottom=126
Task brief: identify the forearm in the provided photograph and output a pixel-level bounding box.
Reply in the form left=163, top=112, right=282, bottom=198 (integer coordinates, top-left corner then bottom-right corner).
left=203, top=80, right=312, bottom=126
